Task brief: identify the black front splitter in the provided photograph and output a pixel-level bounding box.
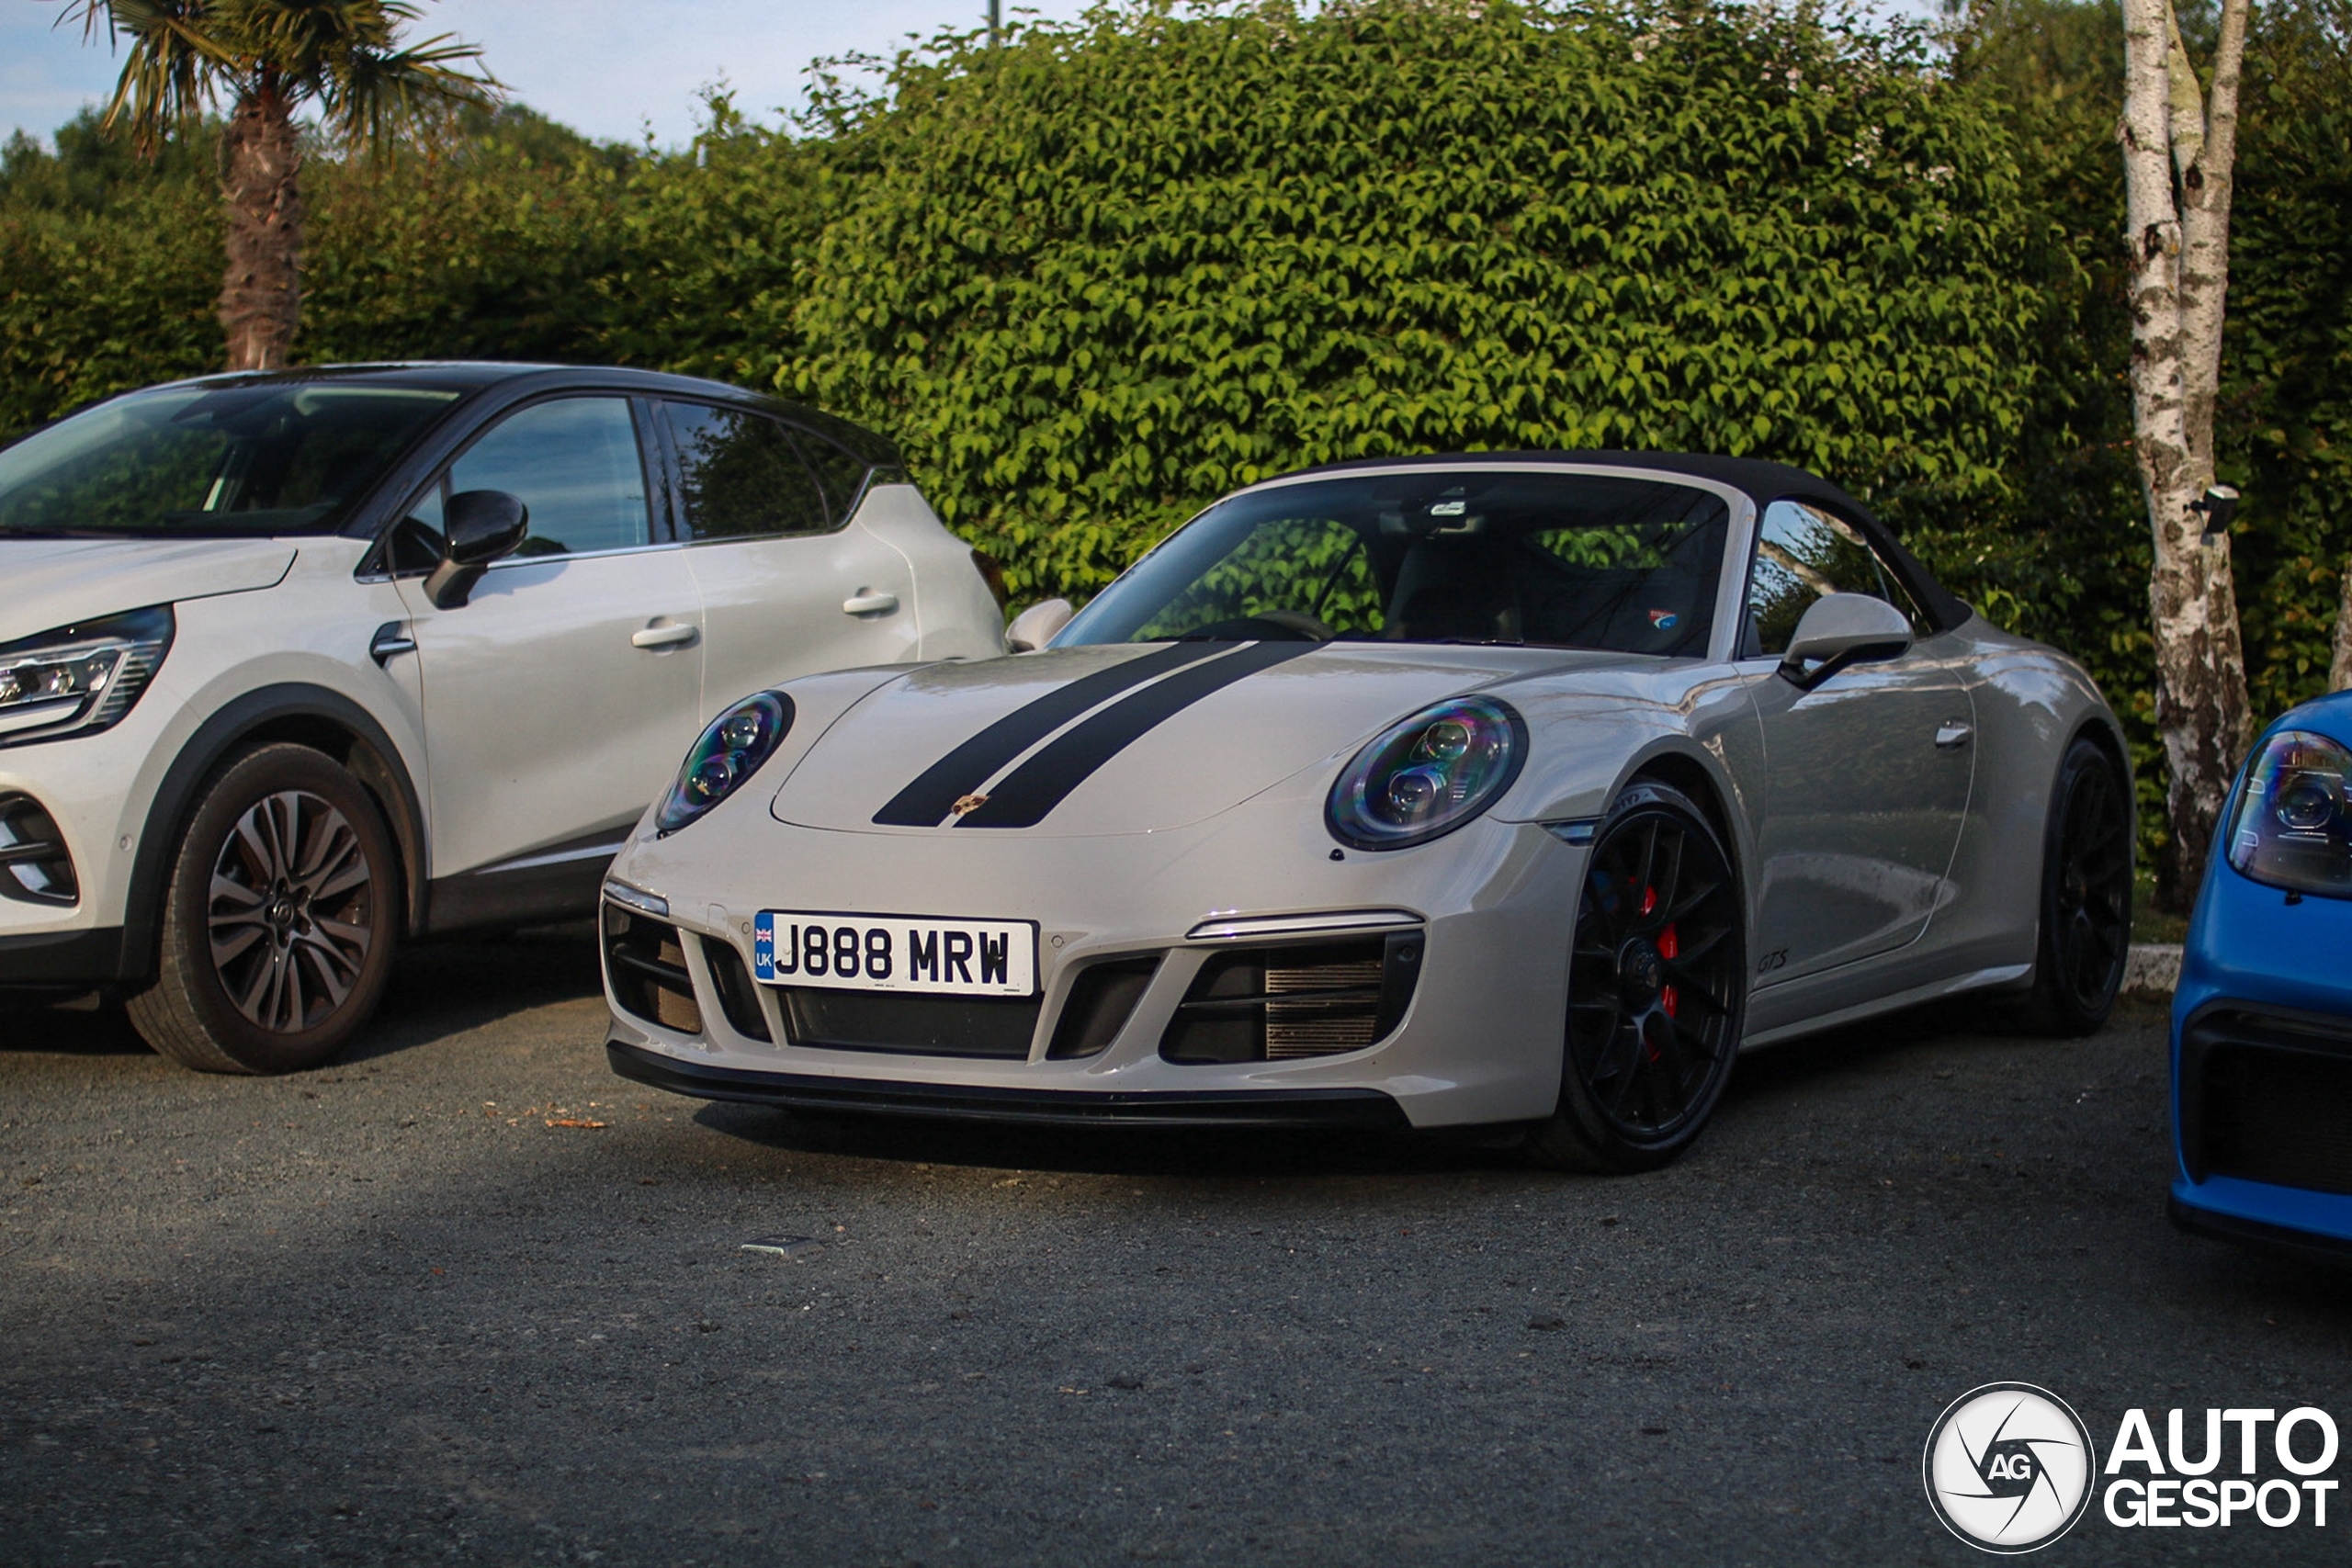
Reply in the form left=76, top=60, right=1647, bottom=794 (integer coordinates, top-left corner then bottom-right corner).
left=607, top=1035, right=1411, bottom=1131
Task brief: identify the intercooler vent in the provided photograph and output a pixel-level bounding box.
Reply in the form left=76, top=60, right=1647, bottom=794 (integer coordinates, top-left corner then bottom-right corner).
left=1160, top=933, right=1421, bottom=1065
left=2191, top=1008, right=2352, bottom=1195
left=0, top=794, right=77, bottom=906
left=604, top=903, right=702, bottom=1036
left=1047, top=956, right=1161, bottom=1059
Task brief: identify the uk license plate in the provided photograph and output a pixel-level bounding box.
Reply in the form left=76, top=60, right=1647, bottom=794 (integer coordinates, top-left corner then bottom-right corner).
left=752, top=911, right=1038, bottom=997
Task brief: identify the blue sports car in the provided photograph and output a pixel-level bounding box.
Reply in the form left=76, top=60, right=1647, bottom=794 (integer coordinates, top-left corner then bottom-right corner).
left=2171, top=688, right=2352, bottom=1259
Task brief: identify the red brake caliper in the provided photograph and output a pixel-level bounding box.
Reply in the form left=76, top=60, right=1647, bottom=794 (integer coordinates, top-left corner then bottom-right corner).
left=1634, top=884, right=1680, bottom=1059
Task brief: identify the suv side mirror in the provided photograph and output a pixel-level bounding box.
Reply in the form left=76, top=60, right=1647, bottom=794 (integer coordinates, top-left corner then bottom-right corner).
left=1005, top=597, right=1074, bottom=653
left=423, top=490, right=529, bottom=609
left=1778, top=592, right=1913, bottom=691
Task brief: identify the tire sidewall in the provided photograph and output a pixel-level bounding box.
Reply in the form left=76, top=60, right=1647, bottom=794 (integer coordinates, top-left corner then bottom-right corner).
left=154, top=743, right=400, bottom=1073
left=1547, top=780, right=1747, bottom=1171
left=2035, top=737, right=2130, bottom=1032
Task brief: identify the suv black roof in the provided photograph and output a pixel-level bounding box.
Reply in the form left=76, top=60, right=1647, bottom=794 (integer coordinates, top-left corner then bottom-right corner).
left=156, top=361, right=903, bottom=468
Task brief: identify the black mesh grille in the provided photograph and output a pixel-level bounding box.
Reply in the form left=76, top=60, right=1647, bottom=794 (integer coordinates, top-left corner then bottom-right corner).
left=0, top=794, right=77, bottom=906
left=783, top=990, right=1040, bottom=1057
left=604, top=904, right=701, bottom=1036
left=2188, top=1008, right=2352, bottom=1194
left=1160, top=933, right=1421, bottom=1065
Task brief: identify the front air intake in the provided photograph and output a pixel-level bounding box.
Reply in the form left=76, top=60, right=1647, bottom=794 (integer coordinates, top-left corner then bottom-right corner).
left=0, top=794, right=77, bottom=906
left=1160, top=933, right=1421, bottom=1064
left=604, top=903, right=701, bottom=1035
left=2188, top=1008, right=2352, bottom=1194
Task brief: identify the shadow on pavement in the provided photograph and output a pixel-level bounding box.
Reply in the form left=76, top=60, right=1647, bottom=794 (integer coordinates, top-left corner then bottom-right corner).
left=0, top=924, right=606, bottom=1068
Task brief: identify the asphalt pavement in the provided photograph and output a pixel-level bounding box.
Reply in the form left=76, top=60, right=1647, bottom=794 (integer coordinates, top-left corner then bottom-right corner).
left=4, top=931, right=2347, bottom=1566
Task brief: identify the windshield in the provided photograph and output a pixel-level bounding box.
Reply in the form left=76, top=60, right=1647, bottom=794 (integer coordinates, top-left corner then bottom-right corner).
left=0, top=382, right=461, bottom=537
left=1057, top=469, right=1731, bottom=655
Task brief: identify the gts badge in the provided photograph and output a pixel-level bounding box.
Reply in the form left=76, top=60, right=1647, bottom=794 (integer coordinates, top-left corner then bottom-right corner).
left=1757, top=948, right=1788, bottom=976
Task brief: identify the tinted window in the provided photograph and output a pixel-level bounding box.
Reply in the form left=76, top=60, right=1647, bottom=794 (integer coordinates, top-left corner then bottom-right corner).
left=1746, top=500, right=1927, bottom=655
left=444, top=397, right=650, bottom=557
left=0, top=382, right=458, bottom=536
left=663, top=401, right=830, bottom=541
left=792, top=431, right=875, bottom=524
left=1059, top=470, right=1729, bottom=655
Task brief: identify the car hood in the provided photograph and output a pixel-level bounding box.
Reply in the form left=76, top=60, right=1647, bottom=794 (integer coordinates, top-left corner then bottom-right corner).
left=769, top=641, right=1650, bottom=837
left=0, top=536, right=298, bottom=645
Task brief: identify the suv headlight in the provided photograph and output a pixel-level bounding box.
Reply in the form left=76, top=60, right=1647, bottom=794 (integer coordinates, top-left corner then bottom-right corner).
left=0, top=606, right=174, bottom=750
left=1327, top=695, right=1526, bottom=850
left=656, top=692, right=794, bottom=835
left=2227, top=728, right=2352, bottom=897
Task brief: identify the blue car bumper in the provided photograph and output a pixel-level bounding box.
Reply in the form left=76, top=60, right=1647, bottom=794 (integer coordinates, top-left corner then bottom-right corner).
left=2170, top=697, right=2352, bottom=1257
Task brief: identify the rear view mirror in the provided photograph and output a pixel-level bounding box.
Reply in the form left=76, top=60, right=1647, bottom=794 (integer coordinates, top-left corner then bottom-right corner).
left=1005, top=597, right=1074, bottom=653
left=424, top=490, right=529, bottom=609
left=1779, top=592, right=1913, bottom=691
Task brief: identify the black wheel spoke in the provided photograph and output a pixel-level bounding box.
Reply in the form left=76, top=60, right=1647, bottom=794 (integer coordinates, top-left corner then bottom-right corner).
left=1562, top=798, right=1744, bottom=1142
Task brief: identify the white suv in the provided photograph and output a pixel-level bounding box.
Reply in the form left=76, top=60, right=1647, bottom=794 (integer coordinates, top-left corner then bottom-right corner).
left=0, top=364, right=1005, bottom=1073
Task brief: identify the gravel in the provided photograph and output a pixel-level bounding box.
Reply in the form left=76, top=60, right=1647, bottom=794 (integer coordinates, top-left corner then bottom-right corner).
left=3, top=932, right=2346, bottom=1565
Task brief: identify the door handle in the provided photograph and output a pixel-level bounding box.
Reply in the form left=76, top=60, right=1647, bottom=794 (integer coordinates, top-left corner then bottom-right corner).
left=842, top=591, right=899, bottom=616
left=1935, top=720, right=1973, bottom=750
left=630, top=622, right=699, bottom=649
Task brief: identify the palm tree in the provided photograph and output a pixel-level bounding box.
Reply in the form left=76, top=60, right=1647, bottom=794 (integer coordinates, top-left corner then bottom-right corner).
left=62, top=0, right=498, bottom=369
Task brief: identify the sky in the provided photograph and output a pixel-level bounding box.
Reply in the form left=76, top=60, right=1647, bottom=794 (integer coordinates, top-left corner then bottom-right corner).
left=3, top=1, right=1099, bottom=150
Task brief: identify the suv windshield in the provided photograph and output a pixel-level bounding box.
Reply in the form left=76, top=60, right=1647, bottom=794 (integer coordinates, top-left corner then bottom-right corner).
left=1057, top=468, right=1730, bottom=656
left=0, top=381, right=461, bottom=537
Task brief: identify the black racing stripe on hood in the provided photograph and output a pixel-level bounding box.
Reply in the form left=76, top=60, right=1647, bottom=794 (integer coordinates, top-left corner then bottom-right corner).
left=871, top=640, right=1226, bottom=826
left=956, top=640, right=1316, bottom=829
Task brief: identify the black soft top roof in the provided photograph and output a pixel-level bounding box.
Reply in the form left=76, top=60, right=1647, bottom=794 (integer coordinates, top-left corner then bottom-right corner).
left=1278, top=448, right=1971, bottom=634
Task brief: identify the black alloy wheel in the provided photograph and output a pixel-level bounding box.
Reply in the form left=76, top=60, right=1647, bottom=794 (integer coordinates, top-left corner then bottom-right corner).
left=128, top=743, right=400, bottom=1074
left=2021, top=736, right=2132, bottom=1036
left=1526, top=780, right=1747, bottom=1173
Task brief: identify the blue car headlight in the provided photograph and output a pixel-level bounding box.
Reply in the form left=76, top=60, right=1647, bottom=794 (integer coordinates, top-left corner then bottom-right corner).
left=2227, top=728, right=2352, bottom=897
left=1327, top=695, right=1526, bottom=851
left=656, top=692, right=794, bottom=835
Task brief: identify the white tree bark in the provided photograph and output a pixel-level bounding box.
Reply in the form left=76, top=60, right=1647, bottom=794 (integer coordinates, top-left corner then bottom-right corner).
left=2120, top=0, right=2254, bottom=905
left=2332, top=558, right=2352, bottom=692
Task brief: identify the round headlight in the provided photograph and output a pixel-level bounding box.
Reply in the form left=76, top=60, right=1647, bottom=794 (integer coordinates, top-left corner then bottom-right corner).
left=2228, top=728, right=2352, bottom=897
left=656, top=692, right=795, bottom=835
left=1327, top=695, right=1527, bottom=850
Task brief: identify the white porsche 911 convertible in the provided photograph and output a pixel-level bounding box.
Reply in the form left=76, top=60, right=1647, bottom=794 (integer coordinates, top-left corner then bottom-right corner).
left=599, top=454, right=2134, bottom=1171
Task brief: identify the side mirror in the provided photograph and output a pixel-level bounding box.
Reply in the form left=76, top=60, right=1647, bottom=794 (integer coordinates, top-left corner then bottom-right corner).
left=1005, top=597, right=1074, bottom=653
left=1778, top=592, right=1913, bottom=691
left=423, top=490, right=529, bottom=610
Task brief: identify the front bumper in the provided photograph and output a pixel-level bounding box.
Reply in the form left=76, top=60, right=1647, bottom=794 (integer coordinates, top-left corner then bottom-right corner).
left=599, top=797, right=1585, bottom=1131
left=2169, top=858, right=2352, bottom=1254
left=608, top=1036, right=1409, bottom=1128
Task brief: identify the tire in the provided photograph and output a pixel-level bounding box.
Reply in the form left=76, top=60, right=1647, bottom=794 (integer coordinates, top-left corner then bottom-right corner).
left=2018, top=735, right=2132, bottom=1037
left=1524, top=781, right=1748, bottom=1174
left=126, top=743, right=400, bottom=1074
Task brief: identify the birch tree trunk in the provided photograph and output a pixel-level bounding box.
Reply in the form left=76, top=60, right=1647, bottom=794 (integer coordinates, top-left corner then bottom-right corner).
left=2120, top=0, right=2255, bottom=907
left=218, top=85, right=303, bottom=372
left=2332, top=558, right=2352, bottom=692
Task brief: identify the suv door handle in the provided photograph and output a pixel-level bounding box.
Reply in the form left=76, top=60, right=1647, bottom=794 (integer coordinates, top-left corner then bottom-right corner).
left=1935, top=720, right=1973, bottom=750
left=842, top=591, right=899, bottom=616
left=630, top=622, right=699, bottom=649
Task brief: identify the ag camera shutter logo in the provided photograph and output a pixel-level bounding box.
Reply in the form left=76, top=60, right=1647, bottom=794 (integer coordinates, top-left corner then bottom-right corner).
left=1923, top=1382, right=2097, bottom=1552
